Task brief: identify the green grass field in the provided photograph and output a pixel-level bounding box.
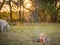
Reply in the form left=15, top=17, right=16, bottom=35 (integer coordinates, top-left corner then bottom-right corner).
left=0, top=23, right=60, bottom=45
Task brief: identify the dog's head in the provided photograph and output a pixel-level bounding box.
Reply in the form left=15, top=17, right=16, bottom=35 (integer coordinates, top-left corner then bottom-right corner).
left=6, top=24, right=10, bottom=31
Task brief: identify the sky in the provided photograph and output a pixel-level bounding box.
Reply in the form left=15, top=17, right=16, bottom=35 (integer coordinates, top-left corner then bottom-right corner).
left=0, top=0, right=18, bottom=2
left=0, top=0, right=9, bottom=2
left=0, top=0, right=32, bottom=12
left=0, top=0, right=3, bottom=2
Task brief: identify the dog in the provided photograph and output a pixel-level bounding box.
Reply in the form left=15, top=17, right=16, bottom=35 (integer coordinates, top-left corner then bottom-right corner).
left=0, top=19, right=10, bottom=32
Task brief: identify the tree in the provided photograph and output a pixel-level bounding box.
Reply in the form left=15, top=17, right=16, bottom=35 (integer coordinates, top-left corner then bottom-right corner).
left=48, top=0, right=60, bottom=22
left=36, top=0, right=60, bottom=22
left=9, top=0, right=13, bottom=22
left=0, top=0, right=5, bottom=10
left=19, top=0, right=24, bottom=23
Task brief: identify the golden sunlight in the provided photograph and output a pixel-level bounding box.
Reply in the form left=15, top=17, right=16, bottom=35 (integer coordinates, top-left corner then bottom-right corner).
left=21, top=6, right=24, bottom=11
left=24, top=0, right=30, bottom=3
left=25, top=3, right=31, bottom=8
left=24, top=0, right=32, bottom=8
left=21, top=6, right=29, bottom=12
left=23, top=0, right=32, bottom=12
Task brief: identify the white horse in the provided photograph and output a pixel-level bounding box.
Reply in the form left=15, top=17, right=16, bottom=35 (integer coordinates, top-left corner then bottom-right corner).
left=0, top=19, right=10, bottom=32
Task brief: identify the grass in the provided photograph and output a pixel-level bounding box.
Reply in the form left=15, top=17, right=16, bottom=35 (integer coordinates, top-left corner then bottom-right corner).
left=0, top=23, right=60, bottom=45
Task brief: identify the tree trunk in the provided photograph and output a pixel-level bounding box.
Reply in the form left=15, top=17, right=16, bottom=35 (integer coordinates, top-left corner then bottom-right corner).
left=19, top=0, right=21, bottom=20
left=19, top=0, right=24, bottom=23
left=0, top=0, right=5, bottom=10
left=9, top=0, right=12, bottom=22
left=22, top=0, right=24, bottom=23
left=53, top=0, right=58, bottom=22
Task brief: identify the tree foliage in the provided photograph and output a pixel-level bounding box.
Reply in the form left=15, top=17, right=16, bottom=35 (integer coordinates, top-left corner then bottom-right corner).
left=0, top=0, right=60, bottom=23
